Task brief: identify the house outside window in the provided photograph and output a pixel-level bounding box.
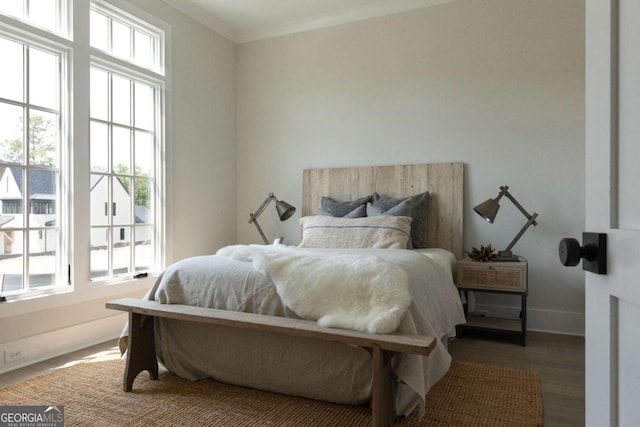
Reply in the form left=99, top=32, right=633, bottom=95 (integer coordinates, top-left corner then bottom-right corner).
left=0, top=0, right=165, bottom=298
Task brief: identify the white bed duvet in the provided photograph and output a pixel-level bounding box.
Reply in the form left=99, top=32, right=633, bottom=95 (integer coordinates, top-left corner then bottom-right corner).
left=124, top=246, right=465, bottom=417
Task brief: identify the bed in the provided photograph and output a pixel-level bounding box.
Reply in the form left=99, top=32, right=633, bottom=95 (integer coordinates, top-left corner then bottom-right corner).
left=119, top=162, right=466, bottom=419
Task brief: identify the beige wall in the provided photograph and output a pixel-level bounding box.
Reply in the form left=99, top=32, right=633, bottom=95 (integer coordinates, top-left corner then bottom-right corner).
left=236, top=0, right=586, bottom=334
left=143, top=0, right=237, bottom=262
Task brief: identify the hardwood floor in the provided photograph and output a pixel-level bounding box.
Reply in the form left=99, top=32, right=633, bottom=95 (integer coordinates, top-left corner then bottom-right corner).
left=1, top=332, right=584, bottom=426
left=449, top=331, right=585, bottom=427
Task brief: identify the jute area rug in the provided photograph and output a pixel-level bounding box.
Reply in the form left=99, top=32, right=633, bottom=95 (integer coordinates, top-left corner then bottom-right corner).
left=0, top=352, right=542, bottom=426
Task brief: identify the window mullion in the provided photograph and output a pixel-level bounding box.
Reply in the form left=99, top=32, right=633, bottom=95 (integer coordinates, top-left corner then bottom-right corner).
left=130, top=79, right=135, bottom=273
left=22, top=43, right=29, bottom=165
left=108, top=68, right=113, bottom=277
left=107, top=15, right=113, bottom=54
left=23, top=42, right=30, bottom=292
left=129, top=24, right=134, bottom=65
left=108, top=176, right=113, bottom=277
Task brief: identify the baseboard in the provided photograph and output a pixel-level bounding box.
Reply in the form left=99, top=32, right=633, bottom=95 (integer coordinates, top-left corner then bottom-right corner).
left=473, top=304, right=584, bottom=336
left=0, top=313, right=127, bottom=374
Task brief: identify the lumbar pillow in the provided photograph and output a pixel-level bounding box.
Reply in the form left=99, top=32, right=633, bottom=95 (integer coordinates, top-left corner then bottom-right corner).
left=366, top=199, right=415, bottom=248
left=298, top=215, right=412, bottom=249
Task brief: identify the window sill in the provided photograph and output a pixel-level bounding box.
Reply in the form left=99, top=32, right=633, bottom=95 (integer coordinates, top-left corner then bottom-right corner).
left=0, top=275, right=156, bottom=318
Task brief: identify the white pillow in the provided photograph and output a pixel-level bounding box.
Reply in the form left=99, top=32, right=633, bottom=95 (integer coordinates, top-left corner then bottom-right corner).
left=298, top=215, right=412, bottom=249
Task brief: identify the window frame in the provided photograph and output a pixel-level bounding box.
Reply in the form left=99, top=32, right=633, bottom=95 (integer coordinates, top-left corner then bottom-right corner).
left=90, top=0, right=165, bottom=75
left=87, top=0, right=166, bottom=287
left=88, top=58, right=164, bottom=284
left=0, top=25, right=71, bottom=298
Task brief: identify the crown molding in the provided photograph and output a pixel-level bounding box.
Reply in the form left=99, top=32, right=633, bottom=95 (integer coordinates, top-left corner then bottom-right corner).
left=237, top=0, right=455, bottom=43
left=162, top=0, right=455, bottom=44
left=161, top=0, right=240, bottom=42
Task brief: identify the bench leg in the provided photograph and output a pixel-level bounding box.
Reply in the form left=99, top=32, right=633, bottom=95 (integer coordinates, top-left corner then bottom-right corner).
left=371, top=346, right=396, bottom=427
left=124, top=312, right=159, bottom=391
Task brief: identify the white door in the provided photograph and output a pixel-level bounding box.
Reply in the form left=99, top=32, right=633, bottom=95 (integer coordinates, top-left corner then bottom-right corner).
left=585, top=0, right=640, bottom=425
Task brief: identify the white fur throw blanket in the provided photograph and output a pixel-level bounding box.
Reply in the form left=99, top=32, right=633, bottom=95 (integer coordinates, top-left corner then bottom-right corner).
left=216, top=245, right=411, bottom=334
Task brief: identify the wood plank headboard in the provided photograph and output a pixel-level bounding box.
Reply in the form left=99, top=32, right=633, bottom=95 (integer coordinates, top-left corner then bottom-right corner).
left=302, top=163, right=464, bottom=260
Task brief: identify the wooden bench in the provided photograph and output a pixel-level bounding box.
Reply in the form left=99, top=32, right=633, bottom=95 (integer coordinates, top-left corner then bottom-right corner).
left=106, top=298, right=436, bottom=427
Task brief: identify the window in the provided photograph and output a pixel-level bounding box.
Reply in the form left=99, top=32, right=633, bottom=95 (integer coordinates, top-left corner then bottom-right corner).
left=0, top=0, right=165, bottom=299
left=3, top=200, right=23, bottom=214
left=32, top=200, right=55, bottom=215
left=0, top=0, right=69, bottom=36
left=89, top=1, right=164, bottom=281
left=0, top=31, right=66, bottom=294
left=90, top=0, right=163, bottom=74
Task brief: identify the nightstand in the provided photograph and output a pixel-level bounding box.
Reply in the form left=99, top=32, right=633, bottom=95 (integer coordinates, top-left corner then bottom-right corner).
left=456, top=258, right=528, bottom=346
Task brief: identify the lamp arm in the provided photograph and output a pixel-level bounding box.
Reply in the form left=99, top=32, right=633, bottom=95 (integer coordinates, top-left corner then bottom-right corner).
left=496, top=185, right=509, bottom=201
left=248, top=192, right=278, bottom=245
left=502, top=189, right=538, bottom=226
left=248, top=193, right=276, bottom=224
left=504, top=212, right=539, bottom=253
left=251, top=218, right=270, bottom=245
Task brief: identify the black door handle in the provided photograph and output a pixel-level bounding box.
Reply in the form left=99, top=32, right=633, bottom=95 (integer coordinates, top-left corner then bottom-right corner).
left=558, top=232, right=607, bottom=274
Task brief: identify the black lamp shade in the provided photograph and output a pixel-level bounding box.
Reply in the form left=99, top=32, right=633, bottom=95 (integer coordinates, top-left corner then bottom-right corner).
left=474, top=198, right=500, bottom=223
left=276, top=200, right=296, bottom=221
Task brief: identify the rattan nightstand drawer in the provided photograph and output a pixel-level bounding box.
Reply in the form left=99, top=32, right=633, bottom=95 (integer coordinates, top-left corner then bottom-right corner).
left=457, top=260, right=527, bottom=292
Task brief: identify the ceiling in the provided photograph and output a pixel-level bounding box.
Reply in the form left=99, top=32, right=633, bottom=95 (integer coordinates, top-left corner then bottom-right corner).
left=161, top=0, right=454, bottom=43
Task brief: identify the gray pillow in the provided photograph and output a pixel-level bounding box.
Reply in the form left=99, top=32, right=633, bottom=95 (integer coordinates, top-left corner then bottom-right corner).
left=371, top=191, right=430, bottom=247
left=366, top=200, right=414, bottom=248
left=320, top=194, right=374, bottom=217
left=366, top=199, right=413, bottom=217
left=318, top=204, right=366, bottom=218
